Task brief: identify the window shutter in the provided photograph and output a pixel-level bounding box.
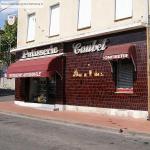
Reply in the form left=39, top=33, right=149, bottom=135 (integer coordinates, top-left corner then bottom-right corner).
left=78, top=0, right=91, bottom=29
left=117, top=60, right=133, bottom=88
left=49, top=4, right=60, bottom=36
left=115, top=0, right=132, bottom=20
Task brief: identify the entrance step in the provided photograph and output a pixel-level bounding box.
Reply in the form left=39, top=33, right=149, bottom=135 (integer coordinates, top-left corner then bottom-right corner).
left=14, top=101, right=63, bottom=111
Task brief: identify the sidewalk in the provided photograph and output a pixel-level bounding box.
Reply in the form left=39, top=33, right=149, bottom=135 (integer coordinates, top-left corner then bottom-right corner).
left=0, top=101, right=150, bottom=136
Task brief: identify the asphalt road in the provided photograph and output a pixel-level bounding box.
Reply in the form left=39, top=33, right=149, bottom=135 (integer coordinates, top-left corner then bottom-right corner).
left=0, top=113, right=150, bottom=150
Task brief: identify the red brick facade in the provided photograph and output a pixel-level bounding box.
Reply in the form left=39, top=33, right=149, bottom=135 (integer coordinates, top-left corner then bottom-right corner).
left=64, top=29, right=148, bottom=111
left=15, top=28, right=148, bottom=111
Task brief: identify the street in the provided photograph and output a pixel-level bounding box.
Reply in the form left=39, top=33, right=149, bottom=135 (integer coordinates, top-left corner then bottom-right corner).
left=0, top=113, right=150, bottom=150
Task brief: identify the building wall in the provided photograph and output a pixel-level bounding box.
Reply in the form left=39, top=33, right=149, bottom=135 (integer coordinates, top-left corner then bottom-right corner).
left=0, top=78, right=15, bottom=90
left=64, top=29, right=148, bottom=111
left=17, top=0, right=147, bottom=49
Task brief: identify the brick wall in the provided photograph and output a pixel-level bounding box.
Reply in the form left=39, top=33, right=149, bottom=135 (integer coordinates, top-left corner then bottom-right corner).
left=64, top=29, right=148, bottom=111
left=15, top=78, right=26, bottom=101
left=54, top=57, right=65, bottom=104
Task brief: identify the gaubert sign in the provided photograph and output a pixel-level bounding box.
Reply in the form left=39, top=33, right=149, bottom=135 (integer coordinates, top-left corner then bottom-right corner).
left=72, top=39, right=108, bottom=55
left=21, top=46, right=59, bottom=59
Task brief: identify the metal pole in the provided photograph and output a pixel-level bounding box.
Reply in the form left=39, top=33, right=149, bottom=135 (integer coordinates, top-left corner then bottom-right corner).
left=146, top=0, right=150, bottom=120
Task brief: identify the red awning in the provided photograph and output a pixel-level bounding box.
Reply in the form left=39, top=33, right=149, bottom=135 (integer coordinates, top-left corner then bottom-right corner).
left=103, top=43, right=136, bottom=71
left=7, top=56, right=63, bottom=78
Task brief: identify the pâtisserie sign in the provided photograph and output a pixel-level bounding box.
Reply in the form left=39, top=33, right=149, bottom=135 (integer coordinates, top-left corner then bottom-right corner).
left=21, top=46, right=59, bottom=59
left=72, top=39, right=108, bottom=54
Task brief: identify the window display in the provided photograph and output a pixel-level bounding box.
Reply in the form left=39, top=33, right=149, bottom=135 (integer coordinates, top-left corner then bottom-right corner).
left=29, top=76, right=57, bottom=104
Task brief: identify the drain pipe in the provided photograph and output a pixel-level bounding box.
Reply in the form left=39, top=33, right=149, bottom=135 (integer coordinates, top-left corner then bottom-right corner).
left=146, top=0, right=150, bottom=120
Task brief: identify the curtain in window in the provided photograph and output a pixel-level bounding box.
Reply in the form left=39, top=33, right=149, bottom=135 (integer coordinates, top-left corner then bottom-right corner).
left=27, top=14, right=36, bottom=41
left=78, top=0, right=91, bottom=29
left=50, top=4, right=60, bottom=36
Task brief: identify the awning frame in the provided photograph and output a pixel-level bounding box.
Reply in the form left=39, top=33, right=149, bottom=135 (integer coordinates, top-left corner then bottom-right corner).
left=103, top=43, right=136, bottom=72
left=7, top=56, right=64, bottom=79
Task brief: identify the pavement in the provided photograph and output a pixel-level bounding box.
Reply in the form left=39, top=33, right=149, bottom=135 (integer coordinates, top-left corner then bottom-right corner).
left=0, top=95, right=15, bottom=102
left=1, top=98, right=150, bottom=136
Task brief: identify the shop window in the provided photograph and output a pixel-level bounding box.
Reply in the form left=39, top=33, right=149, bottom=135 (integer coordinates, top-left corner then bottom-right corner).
left=113, top=59, right=134, bottom=93
left=78, top=0, right=91, bottom=29
left=27, top=13, right=36, bottom=42
left=49, top=4, right=60, bottom=36
left=29, top=75, right=58, bottom=104
left=115, top=0, right=132, bottom=20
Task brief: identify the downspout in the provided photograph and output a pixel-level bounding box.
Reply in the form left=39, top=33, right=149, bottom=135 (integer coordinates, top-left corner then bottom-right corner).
left=146, top=0, right=150, bottom=120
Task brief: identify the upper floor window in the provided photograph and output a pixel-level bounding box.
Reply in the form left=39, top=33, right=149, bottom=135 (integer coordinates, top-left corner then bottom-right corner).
left=49, top=4, right=60, bottom=36
left=27, top=13, right=36, bottom=42
left=115, top=0, right=132, bottom=20
left=78, top=0, right=91, bottom=29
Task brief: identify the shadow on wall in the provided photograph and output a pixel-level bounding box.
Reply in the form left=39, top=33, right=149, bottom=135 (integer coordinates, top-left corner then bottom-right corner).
left=0, top=88, right=15, bottom=96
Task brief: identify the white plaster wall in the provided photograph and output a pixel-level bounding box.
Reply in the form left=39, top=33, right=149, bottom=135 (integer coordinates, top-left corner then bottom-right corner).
left=0, top=77, right=15, bottom=90
left=16, top=0, right=147, bottom=49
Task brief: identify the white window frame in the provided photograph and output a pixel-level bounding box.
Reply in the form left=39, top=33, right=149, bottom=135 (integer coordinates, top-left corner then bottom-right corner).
left=77, top=0, right=91, bottom=30
left=27, top=13, right=36, bottom=42
left=49, top=4, right=60, bottom=37
left=115, top=0, right=133, bottom=20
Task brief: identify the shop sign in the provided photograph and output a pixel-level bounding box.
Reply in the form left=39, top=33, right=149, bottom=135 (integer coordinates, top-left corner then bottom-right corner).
left=103, top=54, right=128, bottom=60
left=8, top=72, right=42, bottom=78
left=73, top=69, right=104, bottom=78
left=21, top=46, right=59, bottom=59
left=72, top=39, right=108, bottom=55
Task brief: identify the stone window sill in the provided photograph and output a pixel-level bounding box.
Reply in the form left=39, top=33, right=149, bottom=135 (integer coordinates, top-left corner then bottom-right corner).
left=115, top=88, right=133, bottom=94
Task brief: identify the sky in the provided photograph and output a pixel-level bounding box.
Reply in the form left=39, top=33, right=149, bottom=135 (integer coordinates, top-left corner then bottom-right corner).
left=0, top=0, right=18, bottom=28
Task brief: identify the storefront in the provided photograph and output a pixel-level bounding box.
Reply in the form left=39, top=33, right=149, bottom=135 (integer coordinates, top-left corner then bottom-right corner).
left=7, top=44, right=65, bottom=105
left=7, top=28, right=148, bottom=116
left=64, top=28, right=147, bottom=111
